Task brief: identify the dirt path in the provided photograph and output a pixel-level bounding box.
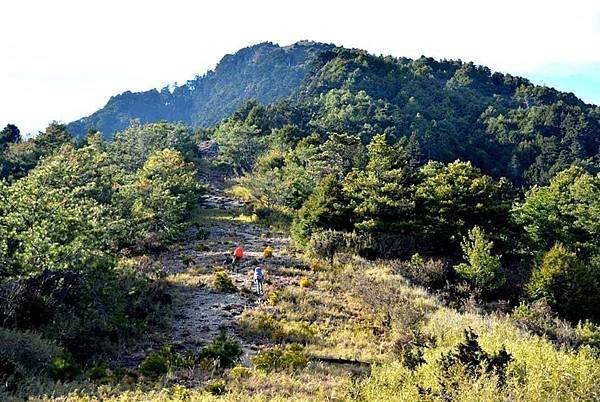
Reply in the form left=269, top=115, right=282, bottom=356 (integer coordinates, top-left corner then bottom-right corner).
left=153, top=180, right=302, bottom=366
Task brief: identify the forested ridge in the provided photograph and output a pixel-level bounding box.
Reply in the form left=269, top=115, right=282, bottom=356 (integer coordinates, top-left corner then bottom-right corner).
left=67, top=41, right=333, bottom=138
left=1, top=43, right=600, bottom=401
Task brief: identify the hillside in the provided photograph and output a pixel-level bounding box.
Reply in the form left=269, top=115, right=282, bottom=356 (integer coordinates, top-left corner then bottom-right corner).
left=3, top=152, right=598, bottom=401
left=67, top=41, right=333, bottom=138
left=237, top=47, right=600, bottom=186
left=2, top=43, right=600, bottom=401
left=67, top=43, right=600, bottom=187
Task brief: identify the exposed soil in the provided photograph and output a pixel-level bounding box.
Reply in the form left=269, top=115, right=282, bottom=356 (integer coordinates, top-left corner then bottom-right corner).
left=117, top=173, right=303, bottom=370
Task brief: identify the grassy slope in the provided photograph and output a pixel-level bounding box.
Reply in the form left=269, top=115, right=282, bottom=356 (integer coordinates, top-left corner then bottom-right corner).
left=40, top=253, right=600, bottom=401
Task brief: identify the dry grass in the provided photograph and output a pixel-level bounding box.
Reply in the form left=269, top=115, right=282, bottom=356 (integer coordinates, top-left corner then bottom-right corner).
left=23, top=256, right=600, bottom=401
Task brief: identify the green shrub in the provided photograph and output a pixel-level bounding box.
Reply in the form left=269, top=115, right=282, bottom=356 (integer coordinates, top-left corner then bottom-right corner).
left=576, top=321, right=600, bottom=349
left=0, top=262, right=171, bottom=363
left=454, top=226, right=505, bottom=293
left=511, top=300, right=580, bottom=347
left=239, top=311, right=281, bottom=339
left=396, top=254, right=449, bottom=288
left=139, top=345, right=193, bottom=379
left=0, top=328, right=62, bottom=378
left=212, top=271, right=237, bottom=293
left=49, top=351, right=81, bottom=382
left=439, top=329, right=512, bottom=389
left=205, top=379, right=226, bottom=395
left=139, top=353, right=169, bottom=379
left=526, top=244, right=598, bottom=321
left=113, top=367, right=139, bottom=384
left=272, top=321, right=319, bottom=344
left=86, top=363, right=115, bottom=384
left=309, top=229, right=346, bottom=265
left=252, top=344, right=308, bottom=372
left=228, top=365, right=251, bottom=379
left=299, top=277, right=310, bottom=288
left=199, top=332, right=243, bottom=368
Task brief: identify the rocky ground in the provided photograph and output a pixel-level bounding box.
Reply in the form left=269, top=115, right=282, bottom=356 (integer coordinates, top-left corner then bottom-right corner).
left=117, top=176, right=304, bottom=371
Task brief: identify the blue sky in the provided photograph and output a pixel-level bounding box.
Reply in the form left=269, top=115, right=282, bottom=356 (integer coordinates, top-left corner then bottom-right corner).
left=527, top=64, right=600, bottom=105
left=1, top=0, right=600, bottom=135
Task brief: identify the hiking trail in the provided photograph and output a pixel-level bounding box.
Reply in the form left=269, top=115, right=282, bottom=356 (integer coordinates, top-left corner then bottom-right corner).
left=117, top=168, right=304, bottom=374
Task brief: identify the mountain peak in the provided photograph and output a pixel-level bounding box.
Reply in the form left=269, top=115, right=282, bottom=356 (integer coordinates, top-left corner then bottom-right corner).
left=67, top=41, right=333, bottom=138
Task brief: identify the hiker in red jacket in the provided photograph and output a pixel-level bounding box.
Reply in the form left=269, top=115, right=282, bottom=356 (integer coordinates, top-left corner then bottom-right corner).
left=232, top=246, right=244, bottom=266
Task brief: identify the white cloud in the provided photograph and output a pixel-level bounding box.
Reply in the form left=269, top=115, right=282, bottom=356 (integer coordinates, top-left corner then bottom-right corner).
left=1, top=0, right=600, bottom=134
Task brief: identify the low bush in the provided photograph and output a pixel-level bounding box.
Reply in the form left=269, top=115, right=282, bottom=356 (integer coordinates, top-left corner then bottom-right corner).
left=298, top=277, right=311, bottom=288
left=576, top=321, right=600, bottom=349
left=139, top=353, right=169, bottom=379
left=199, top=332, right=243, bottom=368
left=272, top=320, right=319, bottom=344
left=239, top=311, right=281, bottom=339
left=254, top=207, right=292, bottom=229
left=511, top=300, right=581, bottom=348
left=212, top=271, right=237, bottom=293
left=309, top=230, right=347, bottom=265
left=0, top=328, right=62, bottom=391
left=252, top=344, right=308, bottom=372
left=263, top=246, right=274, bottom=258
left=205, top=379, right=226, bottom=395
left=86, top=363, right=114, bottom=384
left=0, top=328, right=62, bottom=376
left=228, top=365, right=251, bottom=379
left=439, top=329, right=512, bottom=389
left=48, top=351, right=81, bottom=382
left=139, top=345, right=193, bottom=379
left=0, top=262, right=171, bottom=363
left=394, top=254, right=449, bottom=289
left=239, top=311, right=317, bottom=344
left=351, top=272, right=437, bottom=333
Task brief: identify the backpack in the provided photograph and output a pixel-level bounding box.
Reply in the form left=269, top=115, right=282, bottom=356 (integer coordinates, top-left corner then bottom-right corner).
left=254, top=267, right=264, bottom=280
left=234, top=247, right=244, bottom=258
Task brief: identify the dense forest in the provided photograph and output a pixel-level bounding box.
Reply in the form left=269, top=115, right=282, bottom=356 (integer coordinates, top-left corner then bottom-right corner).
left=2, top=43, right=600, bottom=401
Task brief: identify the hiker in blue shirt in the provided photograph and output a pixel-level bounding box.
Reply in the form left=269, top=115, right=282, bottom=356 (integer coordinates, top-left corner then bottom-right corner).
left=254, top=266, right=264, bottom=296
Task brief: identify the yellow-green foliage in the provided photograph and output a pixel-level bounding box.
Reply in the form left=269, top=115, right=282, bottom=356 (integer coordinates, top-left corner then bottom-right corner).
left=263, top=246, right=274, bottom=258
left=576, top=321, right=600, bottom=348
left=212, top=271, right=236, bottom=292
left=267, top=290, right=279, bottom=305
left=228, top=185, right=252, bottom=202
left=29, top=258, right=600, bottom=402
left=228, top=365, right=251, bottom=379
left=239, top=311, right=318, bottom=344
left=355, top=305, right=600, bottom=401
left=252, top=344, right=308, bottom=372
left=205, top=379, right=226, bottom=395
left=299, top=277, right=310, bottom=288
left=234, top=213, right=258, bottom=223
